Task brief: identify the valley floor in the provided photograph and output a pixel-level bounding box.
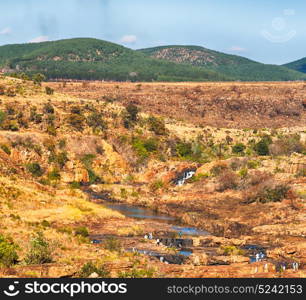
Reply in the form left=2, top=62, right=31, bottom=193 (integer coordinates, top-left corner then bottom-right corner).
left=0, top=77, right=305, bottom=278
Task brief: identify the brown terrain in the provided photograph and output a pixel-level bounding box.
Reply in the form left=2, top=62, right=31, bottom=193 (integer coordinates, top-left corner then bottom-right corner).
left=0, top=76, right=305, bottom=278
left=49, top=81, right=306, bottom=128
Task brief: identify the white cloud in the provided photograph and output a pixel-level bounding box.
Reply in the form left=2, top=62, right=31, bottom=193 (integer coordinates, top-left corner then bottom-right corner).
left=228, top=46, right=247, bottom=52
left=28, top=35, right=49, bottom=43
left=120, top=35, right=137, bottom=44
left=0, top=27, right=12, bottom=35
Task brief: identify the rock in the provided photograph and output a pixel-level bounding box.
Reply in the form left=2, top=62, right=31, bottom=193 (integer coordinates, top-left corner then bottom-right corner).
left=209, top=255, right=249, bottom=265
left=60, top=172, right=75, bottom=183
left=88, top=272, right=99, bottom=278
left=75, top=168, right=89, bottom=183
left=189, top=253, right=208, bottom=266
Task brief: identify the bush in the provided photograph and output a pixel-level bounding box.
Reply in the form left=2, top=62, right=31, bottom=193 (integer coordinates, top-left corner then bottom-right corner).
left=243, top=184, right=290, bottom=204
left=217, top=170, right=239, bottom=191
left=0, top=85, right=5, bottom=95
left=78, top=262, right=110, bottom=278
left=150, top=180, right=164, bottom=191
left=43, top=102, right=55, bottom=114
left=26, top=163, right=44, bottom=177
left=132, top=137, right=158, bottom=159
left=45, top=86, right=54, bottom=95
left=232, top=143, right=246, bottom=154
left=1, top=120, right=19, bottom=131
left=126, top=104, right=139, bottom=122
left=5, top=87, right=16, bottom=97
left=0, top=110, right=6, bottom=125
left=47, top=168, right=61, bottom=181
left=118, top=267, right=155, bottom=278
left=104, top=237, right=121, bottom=252
left=25, top=232, right=52, bottom=264
left=0, top=144, right=11, bottom=155
left=86, top=112, right=107, bottom=131
left=269, top=134, right=305, bottom=156
left=147, top=116, right=166, bottom=135
left=176, top=141, right=192, bottom=158
left=32, top=73, right=45, bottom=85
left=247, top=160, right=259, bottom=169
left=67, top=114, right=85, bottom=131
left=0, top=234, right=19, bottom=267
left=220, top=245, right=245, bottom=256
left=254, top=139, right=270, bottom=156
left=210, top=163, right=228, bottom=176
left=122, top=104, right=139, bottom=129
left=75, top=226, right=89, bottom=238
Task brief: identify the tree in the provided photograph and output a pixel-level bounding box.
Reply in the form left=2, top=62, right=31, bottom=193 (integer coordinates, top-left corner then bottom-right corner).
left=32, top=73, right=46, bottom=86
left=254, top=139, right=270, bottom=156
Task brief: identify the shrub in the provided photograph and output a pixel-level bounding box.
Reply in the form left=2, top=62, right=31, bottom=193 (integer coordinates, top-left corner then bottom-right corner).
left=143, top=138, right=159, bottom=152
left=150, top=180, right=164, bottom=191
left=126, top=104, right=139, bottom=122
left=1, top=120, right=19, bottom=131
left=254, top=139, right=270, bottom=156
left=0, top=144, right=11, bottom=155
left=0, top=85, right=5, bottom=95
left=122, top=104, right=139, bottom=129
left=78, top=262, right=110, bottom=278
left=0, top=110, right=6, bottom=125
left=220, top=245, right=245, bottom=256
left=75, top=226, right=89, bottom=238
left=269, top=134, right=305, bottom=156
left=0, top=234, right=19, bottom=267
left=43, top=102, right=55, bottom=114
left=247, top=160, right=260, bottom=169
left=47, top=168, right=61, bottom=181
left=86, top=112, right=107, bottom=131
left=239, top=168, right=248, bottom=178
left=70, top=181, right=81, bottom=189
left=5, top=87, right=16, bottom=97
left=147, top=116, right=166, bottom=135
left=132, top=137, right=158, bottom=159
left=232, top=143, right=246, bottom=154
left=217, top=170, right=239, bottom=191
left=32, top=73, right=45, bottom=85
left=45, top=86, right=54, bottom=95
left=118, top=267, right=155, bottom=278
left=243, top=184, right=290, bottom=204
left=26, top=163, right=43, bottom=177
left=104, top=237, right=121, bottom=252
left=46, top=125, right=57, bottom=136
left=25, top=232, right=52, bottom=264
left=67, top=114, right=85, bottom=131
left=210, top=162, right=228, bottom=176
left=176, top=141, right=192, bottom=158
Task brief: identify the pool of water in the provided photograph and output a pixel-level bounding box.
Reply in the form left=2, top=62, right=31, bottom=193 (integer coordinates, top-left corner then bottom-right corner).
left=103, top=202, right=177, bottom=223
left=86, top=188, right=210, bottom=236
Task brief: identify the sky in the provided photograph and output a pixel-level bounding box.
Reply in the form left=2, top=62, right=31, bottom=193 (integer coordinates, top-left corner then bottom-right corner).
left=0, top=0, right=305, bottom=64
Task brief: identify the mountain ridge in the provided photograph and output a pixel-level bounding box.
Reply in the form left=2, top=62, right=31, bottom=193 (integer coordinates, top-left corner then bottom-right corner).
left=0, top=38, right=305, bottom=81
left=138, top=45, right=306, bottom=81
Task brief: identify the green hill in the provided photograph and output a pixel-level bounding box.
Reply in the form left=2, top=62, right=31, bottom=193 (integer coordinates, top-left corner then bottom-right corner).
left=283, top=57, right=306, bottom=73
left=139, top=45, right=306, bottom=81
left=0, top=38, right=230, bottom=82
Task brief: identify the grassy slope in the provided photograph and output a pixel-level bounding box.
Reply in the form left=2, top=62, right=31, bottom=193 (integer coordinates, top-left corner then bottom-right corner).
left=139, top=45, right=306, bottom=81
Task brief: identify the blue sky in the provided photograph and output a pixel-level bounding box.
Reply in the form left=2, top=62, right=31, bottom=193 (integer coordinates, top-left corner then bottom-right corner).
left=0, top=0, right=305, bottom=64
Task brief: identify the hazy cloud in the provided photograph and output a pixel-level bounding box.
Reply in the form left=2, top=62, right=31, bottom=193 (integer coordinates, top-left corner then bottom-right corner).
left=0, top=27, right=12, bottom=35
left=120, top=35, right=137, bottom=44
left=28, top=35, right=49, bottom=43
